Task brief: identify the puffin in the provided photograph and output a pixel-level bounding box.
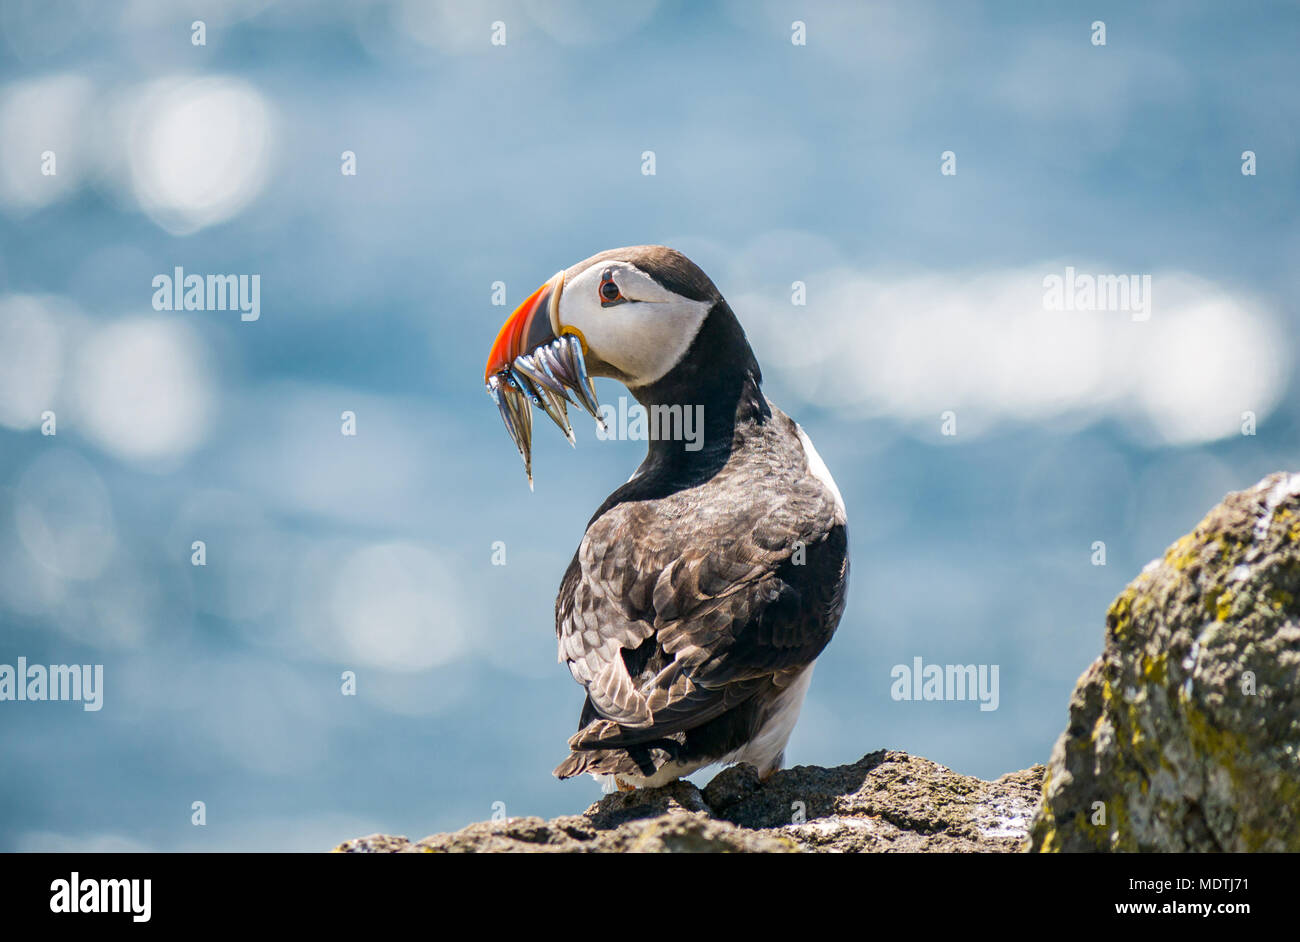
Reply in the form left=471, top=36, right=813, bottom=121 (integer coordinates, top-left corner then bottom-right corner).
left=483, top=246, right=849, bottom=789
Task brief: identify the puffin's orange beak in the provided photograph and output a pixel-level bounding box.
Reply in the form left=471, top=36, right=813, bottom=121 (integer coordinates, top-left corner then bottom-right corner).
left=483, top=272, right=564, bottom=384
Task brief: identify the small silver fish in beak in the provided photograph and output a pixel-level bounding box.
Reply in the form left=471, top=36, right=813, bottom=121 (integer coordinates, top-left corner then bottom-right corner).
left=483, top=274, right=604, bottom=487
left=512, top=351, right=575, bottom=445
left=486, top=370, right=535, bottom=487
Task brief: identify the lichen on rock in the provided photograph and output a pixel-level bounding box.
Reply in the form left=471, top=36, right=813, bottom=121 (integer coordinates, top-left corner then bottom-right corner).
left=1030, top=472, right=1300, bottom=852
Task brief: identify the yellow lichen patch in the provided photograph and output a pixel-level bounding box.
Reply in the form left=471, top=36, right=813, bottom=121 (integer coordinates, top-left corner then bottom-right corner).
left=1203, top=584, right=1240, bottom=622
left=1108, top=587, right=1137, bottom=641
left=1204, top=586, right=1223, bottom=620
left=1140, top=653, right=1167, bottom=685
left=1213, top=533, right=1232, bottom=562
left=1165, top=533, right=1201, bottom=571
left=1216, top=589, right=1234, bottom=622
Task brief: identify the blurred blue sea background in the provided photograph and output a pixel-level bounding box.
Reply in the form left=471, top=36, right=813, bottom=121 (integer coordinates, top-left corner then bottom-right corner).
left=1, top=0, right=1297, bottom=850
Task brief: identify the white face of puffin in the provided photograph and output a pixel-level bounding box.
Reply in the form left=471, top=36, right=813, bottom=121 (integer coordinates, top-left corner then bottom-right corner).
left=552, top=259, right=712, bottom=388
left=483, top=252, right=714, bottom=486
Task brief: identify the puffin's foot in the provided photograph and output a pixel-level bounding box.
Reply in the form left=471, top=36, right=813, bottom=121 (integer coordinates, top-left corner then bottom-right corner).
left=615, top=777, right=637, bottom=792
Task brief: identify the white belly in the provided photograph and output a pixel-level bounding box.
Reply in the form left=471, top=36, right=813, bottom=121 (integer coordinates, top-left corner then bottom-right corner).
left=723, top=660, right=816, bottom=776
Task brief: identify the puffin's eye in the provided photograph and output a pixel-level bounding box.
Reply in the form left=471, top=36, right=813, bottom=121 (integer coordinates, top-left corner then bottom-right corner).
left=599, top=269, right=624, bottom=305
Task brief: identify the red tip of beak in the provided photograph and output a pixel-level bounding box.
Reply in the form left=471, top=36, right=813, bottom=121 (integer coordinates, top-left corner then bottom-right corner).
left=484, top=274, right=561, bottom=384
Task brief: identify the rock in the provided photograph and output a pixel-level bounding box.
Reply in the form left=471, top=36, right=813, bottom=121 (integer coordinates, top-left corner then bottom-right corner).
left=333, top=750, right=1044, bottom=853
left=1030, top=472, right=1300, bottom=852
left=708, top=752, right=1043, bottom=852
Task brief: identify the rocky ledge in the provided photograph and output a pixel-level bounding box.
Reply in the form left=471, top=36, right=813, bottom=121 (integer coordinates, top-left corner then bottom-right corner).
left=335, top=751, right=1044, bottom=853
